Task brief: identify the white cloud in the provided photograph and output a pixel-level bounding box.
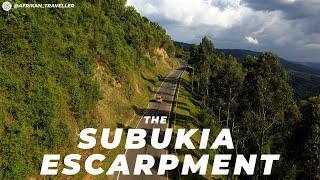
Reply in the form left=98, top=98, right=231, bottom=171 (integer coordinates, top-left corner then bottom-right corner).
left=253, top=15, right=278, bottom=35
left=127, top=0, right=320, bottom=61
left=304, top=43, right=320, bottom=49
left=127, top=0, right=250, bottom=28
left=245, top=36, right=259, bottom=45
left=282, top=0, right=297, bottom=4
left=142, top=3, right=158, bottom=15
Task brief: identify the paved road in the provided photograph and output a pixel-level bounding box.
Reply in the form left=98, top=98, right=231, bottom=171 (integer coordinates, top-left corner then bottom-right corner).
left=117, top=59, right=186, bottom=180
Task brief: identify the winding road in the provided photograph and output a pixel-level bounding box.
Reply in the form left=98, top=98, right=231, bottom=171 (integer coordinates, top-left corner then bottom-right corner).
left=116, top=59, right=186, bottom=180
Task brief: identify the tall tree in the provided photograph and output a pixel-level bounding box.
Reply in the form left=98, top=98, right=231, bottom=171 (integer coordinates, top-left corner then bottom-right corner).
left=190, top=44, right=200, bottom=92
left=286, top=96, right=320, bottom=179
left=237, top=52, right=294, bottom=177
left=198, top=37, right=214, bottom=105
left=210, top=55, right=245, bottom=127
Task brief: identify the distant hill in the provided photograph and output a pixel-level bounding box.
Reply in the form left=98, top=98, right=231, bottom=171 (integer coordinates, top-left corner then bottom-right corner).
left=217, top=49, right=320, bottom=76
left=297, top=62, right=320, bottom=71
left=174, top=41, right=320, bottom=99
left=216, top=49, right=320, bottom=99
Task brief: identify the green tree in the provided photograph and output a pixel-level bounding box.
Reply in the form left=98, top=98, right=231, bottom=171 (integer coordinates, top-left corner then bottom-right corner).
left=286, top=96, right=320, bottom=179
left=238, top=52, right=294, bottom=177
left=198, top=37, right=212, bottom=104
left=210, top=55, right=245, bottom=128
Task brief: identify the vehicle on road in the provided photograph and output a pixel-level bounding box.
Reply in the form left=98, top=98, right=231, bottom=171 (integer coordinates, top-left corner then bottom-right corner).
left=156, top=95, right=163, bottom=103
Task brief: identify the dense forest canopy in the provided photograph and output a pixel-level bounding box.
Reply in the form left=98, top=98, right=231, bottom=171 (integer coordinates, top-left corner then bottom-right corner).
left=185, top=36, right=319, bottom=179
left=175, top=41, right=320, bottom=99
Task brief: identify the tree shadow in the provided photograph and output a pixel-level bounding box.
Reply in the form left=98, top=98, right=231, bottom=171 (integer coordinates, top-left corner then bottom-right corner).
left=116, top=123, right=132, bottom=133
left=188, top=96, right=202, bottom=108
left=177, top=105, right=191, bottom=113
left=131, top=105, right=170, bottom=117
left=163, top=99, right=174, bottom=104
left=131, top=105, right=146, bottom=116
left=141, top=73, right=156, bottom=85
left=174, top=112, right=198, bottom=128
left=158, top=76, right=179, bottom=85
left=177, top=101, right=188, bottom=107
left=180, top=78, right=191, bottom=88
left=168, top=154, right=208, bottom=180
left=148, top=86, right=157, bottom=93
left=157, top=91, right=175, bottom=96
left=151, top=154, right=207, bottom=179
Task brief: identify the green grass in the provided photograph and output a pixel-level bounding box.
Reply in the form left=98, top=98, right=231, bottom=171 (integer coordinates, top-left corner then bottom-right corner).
left=173, top=71, right=202, bottom=146
left=78, top=54, right=179, bottom=180
left=172, top=71, right=224, bottom=180
left=0, top=2, right=178, bottom=178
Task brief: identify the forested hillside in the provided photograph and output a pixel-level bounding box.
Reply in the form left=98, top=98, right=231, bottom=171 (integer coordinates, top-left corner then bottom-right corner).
left=217, top=49, right=320, bottom=99
left=0, top=1, right=177, bottom=178
left=175, top=42, right=320, bottom=99
left=298, top=62, right=320, bottom=71
left=182, top=37, right=319, bottom=179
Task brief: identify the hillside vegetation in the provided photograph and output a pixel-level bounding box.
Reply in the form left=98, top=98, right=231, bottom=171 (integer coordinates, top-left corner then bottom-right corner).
left=0, top=1, right=177, bottom=178
left=217, top=49, right=320, bottom=99
left=172, top=71, right=223, bottom=179
left=175, top=41, right=320, bottom=99
left=176, top=37, right=319, bottom=179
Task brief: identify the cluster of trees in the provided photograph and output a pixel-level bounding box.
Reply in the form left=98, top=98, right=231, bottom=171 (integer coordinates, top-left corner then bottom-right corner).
left=0, top=0, right=174, bottom=178
left=189, top=37, right=319, bottom=179
left=174, top=42, right=191, bottom=61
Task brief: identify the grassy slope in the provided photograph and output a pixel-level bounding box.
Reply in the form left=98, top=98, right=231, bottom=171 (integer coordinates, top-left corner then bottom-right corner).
left=69, top=49, right=178, bottom=180
left=0, top=1, right=177, bottom=178
left=30, top=50, right=178, bottom=180
left=94, top=49, right=178, bottom=180
left=173, top=72, right=223, bottom=180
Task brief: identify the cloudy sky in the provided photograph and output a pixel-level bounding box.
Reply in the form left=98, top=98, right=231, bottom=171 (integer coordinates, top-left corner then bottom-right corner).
left=127, top=0, right=320, bottom=62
